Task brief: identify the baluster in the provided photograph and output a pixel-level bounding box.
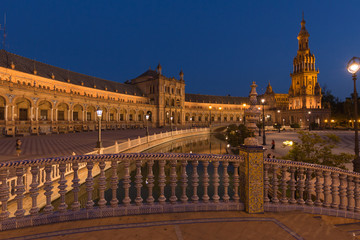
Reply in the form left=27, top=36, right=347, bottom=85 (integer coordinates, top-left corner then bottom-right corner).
left=271, top=165, right=279, bottom=203
left=71, top=162, right=80, bottom=211
left=110, top=160, right=119, bottom=207
left=98, top=161, right=107, bottom=208
left=135, top=160, right=143, bottom=205
left=85, top=162, right=94, bottom=209
left=146, top=159, right=154, bottom=205
left=14, top=167, right=25, bottom=218
left=331, top=172, right=339, bottom=209
left=191, top=160, right=199, bottom=202
left=297, top=167, right=305, bottom=205
left=264, top=164, right=270, bottom=203
left=347, top=176, right=354, bottom=211
left=57, top=163, right=68, bottom=212
left=170, top=159, right=178, bottom=204
left=44, top=164, right=54, bottom=213
left=354, top=177, right=360, bottom=212
left=222, top=160, right=230, bottom=202
left=280, top=165, right=288, bottom=204
left=29, top=166, right=40, bottom=215
left=180, top=160, right=188, bottom=203
left=314, top=170, right=323, bottom=207
left=289, top=167, right=296, bottom=204
left=212, top=160, right=220, bottom=203
left=123, top=159, right=131, bottom=206
left=232, top=161, right=240, bottom=203
left=0, top=169, right=9, bottom=220
left=305, top=168, right=314, bottom=206
left=339, top=174, right=347, bottom=210
left=323, top=171, right=331, bottom=208
left=202, top=160, right=210, bottom=203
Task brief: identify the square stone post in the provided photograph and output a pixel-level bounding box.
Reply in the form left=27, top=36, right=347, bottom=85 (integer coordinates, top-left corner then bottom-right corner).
left=239, top=144, right=264, bottom=213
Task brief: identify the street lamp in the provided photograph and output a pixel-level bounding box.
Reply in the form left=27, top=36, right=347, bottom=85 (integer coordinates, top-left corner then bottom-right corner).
left=170, top=116, right=173, bottom=133
left=277, top=110, right=281, bottom=132
left=258, top=107, right=261, bottom=136
left=261, top=99, right=266, bottom=145
left=347, top=57, right=360, bottom=172
left=145, top=114, right=149, bottom=139
left=209, top=106, right=212, bottom=126
left=96, top=108, right=103, bottom=150
left=243, top=103, right=247, bottom=124
left=308, top=111, right=311, bottom=131
left=218, top=107, right=222, bottom=123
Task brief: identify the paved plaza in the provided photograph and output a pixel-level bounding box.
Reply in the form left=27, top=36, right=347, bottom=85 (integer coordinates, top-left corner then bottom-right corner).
left=0, top=211, right=355, bottom=240
left=0, top=128, right=357, bottom=165
left=0, top=127, right=178, bottom=162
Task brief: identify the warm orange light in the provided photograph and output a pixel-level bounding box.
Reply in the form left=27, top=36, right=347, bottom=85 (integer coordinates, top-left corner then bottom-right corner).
left=331, top=119, right=335, bottom=123
left=218, top=107, right=222, bottom=110
left=324, top=119, right=328, bottom=123
left=243, top=103, right=246, bottom=107
left=209, top=106, right=212, bottom=110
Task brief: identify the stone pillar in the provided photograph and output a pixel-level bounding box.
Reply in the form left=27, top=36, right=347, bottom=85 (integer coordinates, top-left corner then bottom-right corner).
left=4, top=105, right=7, bottom=121
left=239, top=145, right=264, bottom=213
left=11, top=105, right=14, bottom=121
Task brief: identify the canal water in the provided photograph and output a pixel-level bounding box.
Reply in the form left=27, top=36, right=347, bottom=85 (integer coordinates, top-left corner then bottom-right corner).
left=50, top=133, right=236, bottom=209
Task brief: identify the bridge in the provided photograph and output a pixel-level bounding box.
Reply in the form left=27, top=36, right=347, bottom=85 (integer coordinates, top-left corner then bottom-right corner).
left=0, top=144, right=359, bottom=234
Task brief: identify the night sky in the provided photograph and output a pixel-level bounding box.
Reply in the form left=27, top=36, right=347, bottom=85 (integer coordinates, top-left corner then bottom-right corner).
left=2, top=1, right=359, bottom=100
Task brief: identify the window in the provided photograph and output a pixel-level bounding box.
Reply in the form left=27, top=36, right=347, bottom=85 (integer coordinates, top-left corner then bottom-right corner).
left=138, top=114, right=142, bottom=121
left=58, top=111, right=65, bottom=121
left=120, top=114, right=124, bottom=121
left=40, top=110, right=48, bottom=120
left=19, top=108, right=28, bottom=121
left=73, top=112, right=79, bottom=121
left=87, top=112, right=92, bottom=121
left=110, top=113, right=114, bottom=121
left=129, top=114, right=133, bottom=121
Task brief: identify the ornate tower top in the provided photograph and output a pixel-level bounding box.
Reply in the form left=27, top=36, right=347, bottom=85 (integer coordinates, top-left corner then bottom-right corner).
left=179, top=69, right=184, bottom=81
left=265, top=81, right=273, bottom=94
left=297, top=13, right=310, bottom=52
left=156, top=63, right=162, bottom=75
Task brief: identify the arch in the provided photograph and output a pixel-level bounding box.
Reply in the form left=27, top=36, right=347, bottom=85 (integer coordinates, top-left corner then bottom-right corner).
left=119, top=108, right=126, bottom=121
left=109, top=108, right=117, bottom=121
left=73, top=104, right=83, bottom=121
left=15, top=97, right=32, bottom=121
left=86, top=105, right=96, bottom=121
left=57, top=102, right=69, bottom=121
left=38, top=100, right=52, bottom=121
left=138, top=110, right=144, bottom=122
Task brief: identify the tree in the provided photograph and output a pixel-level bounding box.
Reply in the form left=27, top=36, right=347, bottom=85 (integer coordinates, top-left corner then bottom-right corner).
left=225, top=124, right=250, bottom=147
left=284, top=131, right=352, bottom=169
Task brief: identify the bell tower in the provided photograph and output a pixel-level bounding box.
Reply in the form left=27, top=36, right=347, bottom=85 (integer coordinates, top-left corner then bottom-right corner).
left=288, top=15, right=322, bottom=110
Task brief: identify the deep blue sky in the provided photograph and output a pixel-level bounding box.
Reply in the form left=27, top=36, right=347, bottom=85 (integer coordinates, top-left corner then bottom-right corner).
left=2, top=1, right=359, bottom=100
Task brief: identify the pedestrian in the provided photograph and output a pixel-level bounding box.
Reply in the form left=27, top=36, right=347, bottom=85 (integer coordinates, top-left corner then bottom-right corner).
left=267, top=153, right=271, bottom=158
left=272, top=155, right=276, bottom=159
left=271, top=140, right=275, bottom=150
left=16, top=139, right=22, bottom=156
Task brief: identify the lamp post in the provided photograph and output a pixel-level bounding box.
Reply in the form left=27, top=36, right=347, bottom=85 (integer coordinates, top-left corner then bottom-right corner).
left=347, top=57, right=360, bottom=172
left=218, top=106, right=222, bottom=123
left=95, top=108, right=103, bottom=151
left=170, top=116, right=173, bottom=135
left=145, top=114, right=149, bottom=140
left=243, top=103, right=246, bottom=124
left=308, top=111, right=311, bottom=131
left=261, top=99, right=266, bottom=145
left=209, top=106, right=212, bottom=126
left=258, top=107, right=261, bottom=136
left=277, top=110, right=281, bottom=132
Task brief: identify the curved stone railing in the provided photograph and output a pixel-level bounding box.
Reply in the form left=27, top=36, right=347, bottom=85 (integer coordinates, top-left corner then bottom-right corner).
left=0, top=153, right=244, bottom=231
left=264, top=158, right=360, bottom=218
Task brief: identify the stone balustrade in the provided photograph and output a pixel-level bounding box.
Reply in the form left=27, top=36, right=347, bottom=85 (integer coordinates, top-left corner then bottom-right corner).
left=264, top=158, right=360, bottom=217
left=0, top=153, right=244, bottom=230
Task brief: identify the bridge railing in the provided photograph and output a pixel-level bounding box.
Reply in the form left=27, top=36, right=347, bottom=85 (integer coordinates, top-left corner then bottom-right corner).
left=264, top=158, right=360, bottom=215
left=0, top=153, right=244, bottom=230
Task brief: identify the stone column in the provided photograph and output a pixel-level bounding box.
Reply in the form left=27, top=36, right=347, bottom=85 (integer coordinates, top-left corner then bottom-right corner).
left=4, top=105, right=7, bottom=121
left=11, top=105, right=14, bottom=121
left=239, top=145, right=264, bottom=213
left=51, top=109, right=53, bottom=121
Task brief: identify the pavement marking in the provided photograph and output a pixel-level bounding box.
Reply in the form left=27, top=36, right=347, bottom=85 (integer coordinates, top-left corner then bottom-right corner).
left=174, top=225, right=184, bottom=240
left=4, top=217, right=303, bottom=240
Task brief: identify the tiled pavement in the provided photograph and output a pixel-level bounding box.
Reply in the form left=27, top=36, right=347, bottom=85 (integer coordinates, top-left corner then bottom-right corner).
left=0, top=127, right=178, bottom=162
left=0, top=211, right=354, bottom=240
